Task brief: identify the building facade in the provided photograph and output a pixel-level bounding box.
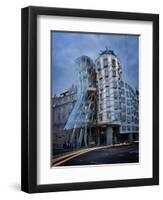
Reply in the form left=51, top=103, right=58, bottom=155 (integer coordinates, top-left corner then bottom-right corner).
left=52, top=85, right=77, bottom=150
left=52, top=49, right=139, bottom=151
left=95, top=49, right=139, bottom=144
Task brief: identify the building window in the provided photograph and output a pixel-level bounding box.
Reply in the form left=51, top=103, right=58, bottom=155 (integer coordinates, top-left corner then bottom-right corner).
left=107, top=111, right=111, bottom=119
left=111, top=114, right=115, bottom=121
left=114, top=91, right=118, bottom=99
left=127, top=99, right=130, bottom=106
left=113, top=81, right=117, bottom=89
left=122, top=105, right=126, bottom=112
left=126, top=91, right=129, bottom=97
left=114, top=101, right=120, bottom=110
left=115, top=113, right=121, bottom=121
left=132, top=116, right=134, bottom=122
left=103, top=58, right=108, bottom=67
left=120, top=80, right=124, bottom=87
left=97, top=61, right=100, bottom=70
left=127, top=108, right=130, bottom=114
left=106, top=100, right=110, bottom=108
left=133, top=109, right=136, bottom=115
left=121, top=88, right=125, bottom=95
left=112, top=58, right=116, bottom=68
left=127, top=116, right=131, bottom=124
left=100, top=103, right=103, bottom=111
left=122, top=115, right=126, bottom=122
left=99, top=79, right=103, bottom=89
left=104, top=68, right=109, bottom=77
left=135, top=118, right=138, bottom=124
left=99, top=114, right=103, bottom=121
left=122, top=126, right=126, bottom=131
left=105, top=78, right=109, bottom=87
left=112, top=70, right=116, bottom=77
left=106, top=89, right=109, bottom=97
left=127, top=126, right=130, bottom=131
left=121, top=97, right=125, bottom=104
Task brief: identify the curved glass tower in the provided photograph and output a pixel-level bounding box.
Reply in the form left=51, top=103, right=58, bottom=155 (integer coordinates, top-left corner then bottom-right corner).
left=64, top=56, right=96, bottom=147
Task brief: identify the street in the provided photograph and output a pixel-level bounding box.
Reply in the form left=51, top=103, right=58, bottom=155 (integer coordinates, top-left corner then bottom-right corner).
left=52, top=143, right=139, bottom=166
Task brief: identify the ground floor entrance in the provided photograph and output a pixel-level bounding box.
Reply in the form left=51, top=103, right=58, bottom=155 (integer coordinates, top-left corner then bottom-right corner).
left=64, top=125, right=139, bottom=151
left=98, top=125, right=120, bottom=145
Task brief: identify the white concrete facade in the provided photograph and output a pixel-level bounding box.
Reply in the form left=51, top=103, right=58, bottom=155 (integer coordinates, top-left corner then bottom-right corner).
left=95, top=49, right=139, bottom=137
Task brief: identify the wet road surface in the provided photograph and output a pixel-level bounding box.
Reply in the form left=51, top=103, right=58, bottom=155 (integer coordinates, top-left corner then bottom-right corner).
left=53, top=143, right=139, bottom=166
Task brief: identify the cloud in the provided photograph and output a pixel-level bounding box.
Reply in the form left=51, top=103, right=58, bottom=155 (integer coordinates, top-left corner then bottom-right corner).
left=52, top=31, right=139, bottom=95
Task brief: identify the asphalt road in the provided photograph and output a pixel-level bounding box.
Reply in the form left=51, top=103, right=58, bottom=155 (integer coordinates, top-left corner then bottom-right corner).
left=56, top=143, right=139, bottom=166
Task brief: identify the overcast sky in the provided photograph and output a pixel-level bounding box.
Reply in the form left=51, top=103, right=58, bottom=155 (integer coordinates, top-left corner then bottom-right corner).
left=51, top=31, right=139, bottom=96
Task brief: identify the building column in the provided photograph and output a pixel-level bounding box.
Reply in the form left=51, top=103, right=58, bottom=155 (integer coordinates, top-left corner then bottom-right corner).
left=114, top=136, right=118, bottom=144
left=106, top=127, right=113, bottom=145
left=97, top=128, right=100, bottom=145
left=88, top=127, right=92, bottom=145
left=78, top=128, right=84, bottom=147
left=70, top=128, right=76, bottom=144
left=129, top=133, right=133, bottom=142
left=84, top=126, right=88, bottom=147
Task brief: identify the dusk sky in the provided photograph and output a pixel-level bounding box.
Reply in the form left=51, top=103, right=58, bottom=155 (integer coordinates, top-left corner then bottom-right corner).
left=51, top=31, right=139, bottom=96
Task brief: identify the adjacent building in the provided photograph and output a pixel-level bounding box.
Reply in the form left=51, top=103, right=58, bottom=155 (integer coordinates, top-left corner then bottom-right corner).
left=52, top=85, right=77, bottom=150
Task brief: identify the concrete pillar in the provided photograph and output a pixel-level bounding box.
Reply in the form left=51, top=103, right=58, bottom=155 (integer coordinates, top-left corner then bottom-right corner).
left=84, top=126, right=88, bottom=147
left=88, top=128, right=91, bottom=143
left=78, top=128, right=84, bottom=147
left=70, top=128, right=76, bottom=144
left=97, top=129, right=100, bottom=145
left=129, top=133, right=133, bottom=142
left=106, top=127, right=113, bottom=145
left=89, top=127, right=92, bottom=142
left=114, top=136, right=118, bottom=144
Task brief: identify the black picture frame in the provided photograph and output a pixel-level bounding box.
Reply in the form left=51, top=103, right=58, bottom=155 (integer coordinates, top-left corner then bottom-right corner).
left=21, top=6, right=159, bottom=193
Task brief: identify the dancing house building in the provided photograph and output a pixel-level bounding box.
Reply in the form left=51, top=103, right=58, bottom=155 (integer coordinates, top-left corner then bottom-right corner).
left=52, top=48, right=139, bottom=150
